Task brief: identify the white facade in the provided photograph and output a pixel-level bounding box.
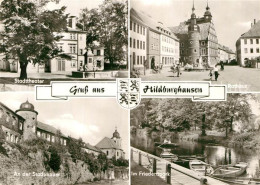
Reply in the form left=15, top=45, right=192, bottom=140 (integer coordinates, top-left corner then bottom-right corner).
left=160, top=34, right=179, bottom=67
left=130, top=11, right=147, bottom=71
left=238, top=38, right=260, bottom=66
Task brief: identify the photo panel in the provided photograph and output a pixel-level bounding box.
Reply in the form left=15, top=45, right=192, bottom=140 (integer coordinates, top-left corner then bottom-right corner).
left=130, top=93, right=260, bottom=185
left=0, top=0, right=128, bottom=92
left=130, top=0, right=260, bottom=92
left=0, top=92, right=129, bottom=185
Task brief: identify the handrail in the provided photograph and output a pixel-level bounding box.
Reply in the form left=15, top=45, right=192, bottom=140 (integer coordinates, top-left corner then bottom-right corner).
left=131, top=147, right=207, bottom=184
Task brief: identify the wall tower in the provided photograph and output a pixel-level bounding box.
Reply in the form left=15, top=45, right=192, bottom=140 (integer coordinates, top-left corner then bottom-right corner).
left=15, top=100, right=38, bottom=140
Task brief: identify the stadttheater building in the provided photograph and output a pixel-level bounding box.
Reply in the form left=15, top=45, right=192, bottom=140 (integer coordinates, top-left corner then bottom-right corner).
left=170, top=1, right=219, bottom=68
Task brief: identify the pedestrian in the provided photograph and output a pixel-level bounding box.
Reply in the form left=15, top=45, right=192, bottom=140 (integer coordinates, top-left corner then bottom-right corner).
left=213, top=65, right=219, bottom=81
left=176, top=64, right=181, bottom=77
left=208, top=69, right=213, bottom=81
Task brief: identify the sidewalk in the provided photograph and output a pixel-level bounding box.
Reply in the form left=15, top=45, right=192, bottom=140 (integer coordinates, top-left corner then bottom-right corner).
left=131, top=161, right=168, bottom=185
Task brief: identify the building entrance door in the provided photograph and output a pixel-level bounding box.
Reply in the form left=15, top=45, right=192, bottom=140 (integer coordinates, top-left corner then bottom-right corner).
left=57, top=59, right=65, bottom=71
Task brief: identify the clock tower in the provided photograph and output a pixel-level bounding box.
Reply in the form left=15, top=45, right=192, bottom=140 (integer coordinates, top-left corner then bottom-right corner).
left=16, top=100, right=38, bottom=140
left=188, top=0, right=201, bottom=67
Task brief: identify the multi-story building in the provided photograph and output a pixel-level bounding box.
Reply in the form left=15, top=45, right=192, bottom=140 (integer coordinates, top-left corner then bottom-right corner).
left=158, top=23, right=179, bottom=67
left=0, top=16, right=105, bottom=74
left=170, top=2, right=219, bottom=68
left=236, top=19, right=260, bottom=67
left=218, top=44, right=236, bottom=63
left=95, top=128, right=125, bottom=160
left=0, top=100, right=68, bottom=145
left=130, top=8, right=179, bottom=72
left=0, top=102, right=24, bottom=143
left=130, top=8, right=147, bottom=73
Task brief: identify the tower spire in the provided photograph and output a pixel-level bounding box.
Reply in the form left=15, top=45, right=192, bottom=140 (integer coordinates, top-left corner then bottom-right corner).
left=206, top=0, right=210, bottom=10
left=192, top=0, right=195, bottom=12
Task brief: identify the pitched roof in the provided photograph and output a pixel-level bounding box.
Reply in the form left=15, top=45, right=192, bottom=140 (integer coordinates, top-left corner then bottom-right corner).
left=95, top=137, right=122, bottom=150
left=241, top=20, right=260, bottom=38
left=0, top=102, right=25, bottom=121
left=37, top=121, right=67, bottom=138
left=82, top=143, right=102, bottom=153
left=169, top=21, right=211, bottom=40
left=131, top=8, right=178, bottom=40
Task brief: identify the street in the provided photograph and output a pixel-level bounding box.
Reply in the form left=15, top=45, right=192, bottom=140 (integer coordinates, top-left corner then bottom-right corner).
left=141, top=66, right=260, bottom=92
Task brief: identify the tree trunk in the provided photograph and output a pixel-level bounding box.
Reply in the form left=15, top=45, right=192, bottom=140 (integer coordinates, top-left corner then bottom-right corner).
left=229, top=116, right=234, bottom=132
left=19, top=61, right=28, bottom=80
left=201, top=114, right=206, bottom=136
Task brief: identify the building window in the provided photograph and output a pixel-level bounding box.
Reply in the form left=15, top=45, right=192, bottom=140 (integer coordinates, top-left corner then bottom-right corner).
left=133, top=39, right=136, bottom=48
left=79, top=60, right=83, bottom=67
left=52, top=136, right=55, bottom=143
left=0, top=108, right=3, bottom=118
left=133, top=23, right=136, bottom=32
left=137, top=56, right=139, bottom=65
left=250, top=48, right=253, bottom=53
left=244, top=48, right=248, bottom=53
left=257, top=39, right=259, bottom=44
left=6, top=112, right=10, bottom=122
left=130, top=21, right=132, bottom=30
left=140, top=26, right=142, bottom=34
left=194, top=49, right=197, bottom=53
left=137, top=40, right=139, bottom=49
left=70, top=33, right=76, bottom=40
left=130, top=38, right=132, bottom=48
left=89, top=58, right=93, bottom=63
left=257, top=48, right=259, bottom=53
left=71, top=60, right=76, bottom=67
left=106, top=151, right=109, bottom=155
left=19, top=122, right=23, bottom=130
left=64, top=140, right=66, bottom=146
left=69, top=45, right=76, bottom=53
left=140, top=56, right=142, bottom=65
left=117, top=151, right=119, bottom=156
left=97, top=50, right=101, bottom=56
left=244, top=39, right=247, bottom=44
left=250, top=39, right=253, bottom=44
left=143, top=56, right=145, bottom=64
left=137, top=24, right=139, bottom=33
left=143, top=41, right=145, bottom=50
left=59, top=45, right=63, bottom=51
left=79, top=49, right=83, bottom=55
left=181, top=43, right=184, bottom=47
left=140, top=41, right=142, bottom=49
left=143, top=27, right=145, bottom=35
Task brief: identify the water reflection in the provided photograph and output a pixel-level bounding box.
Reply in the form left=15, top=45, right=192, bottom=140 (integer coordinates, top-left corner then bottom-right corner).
left=131, top=137, right=260, bottom=178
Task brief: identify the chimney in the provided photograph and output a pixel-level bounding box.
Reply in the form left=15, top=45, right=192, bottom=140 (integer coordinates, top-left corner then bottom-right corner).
left=254, top=19, right=256, bottom=25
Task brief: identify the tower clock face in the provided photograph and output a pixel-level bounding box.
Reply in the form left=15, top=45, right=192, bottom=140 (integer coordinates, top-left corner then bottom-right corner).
left=190, top=41, right=193, bottom=44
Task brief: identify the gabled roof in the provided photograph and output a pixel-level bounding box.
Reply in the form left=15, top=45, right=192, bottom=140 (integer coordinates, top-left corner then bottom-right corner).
left=37, top=121, right=67, bottom=138
left=95, top=137, right=122, bottom=150
left=241, top=20, right=260, bottom=38
left=131, top=8, right=178, bottom=40
left=0, top=102, right=25, bottom=121
left=82, top=143, right=102, bottom=153
left=169, top=21, right=211, bottom=40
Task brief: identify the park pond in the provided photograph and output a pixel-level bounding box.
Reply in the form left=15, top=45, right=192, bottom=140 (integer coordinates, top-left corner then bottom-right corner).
left=131, top=137, right=260, bottom=178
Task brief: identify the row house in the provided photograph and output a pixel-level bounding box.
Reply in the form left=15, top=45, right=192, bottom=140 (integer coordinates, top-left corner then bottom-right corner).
left=236, top=19, right=260, bottom=67
left=130, top=8, right=180, bottom=73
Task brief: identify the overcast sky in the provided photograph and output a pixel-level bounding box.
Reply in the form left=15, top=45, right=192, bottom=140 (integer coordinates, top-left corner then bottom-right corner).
left=46, top=0, right=104, bottom=16
left=131, top=0, right=260, bottom=51
left=0, top=92, right=129, bottom=158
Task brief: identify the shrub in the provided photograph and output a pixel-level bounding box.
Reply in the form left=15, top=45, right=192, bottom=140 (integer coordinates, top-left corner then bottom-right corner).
left=0, top=141, right=8, bottom=156
left=48, top=147, right=61, bottom=172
